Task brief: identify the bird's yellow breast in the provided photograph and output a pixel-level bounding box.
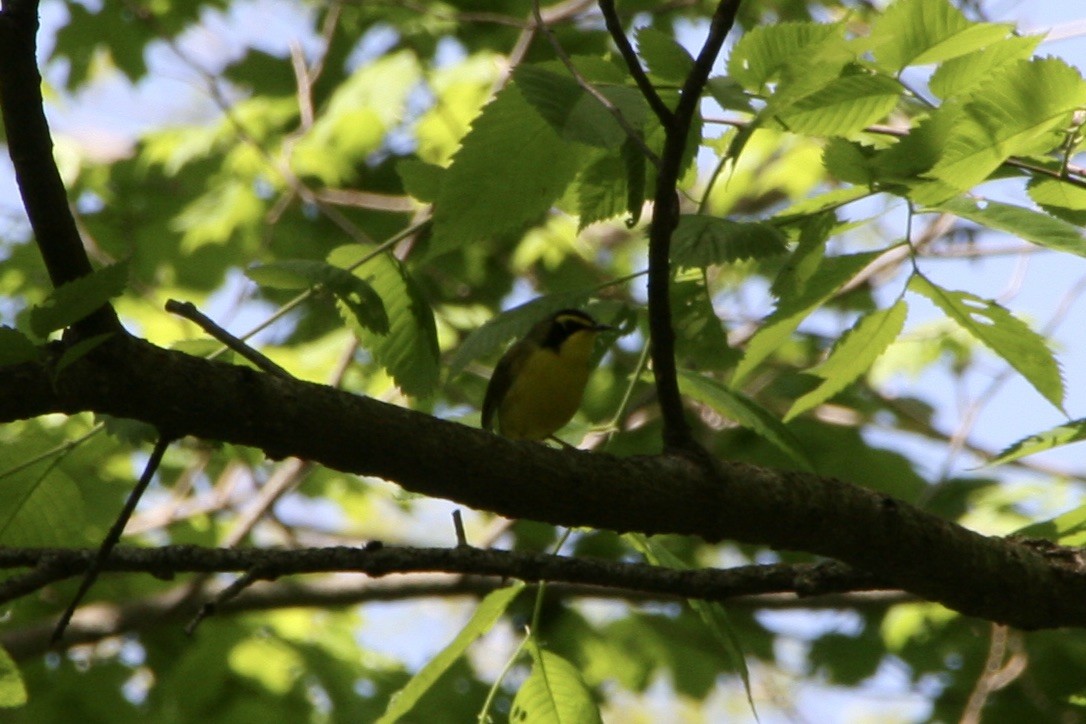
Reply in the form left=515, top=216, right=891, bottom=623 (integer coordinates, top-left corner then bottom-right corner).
left=497, top=330, right=597, bottom=440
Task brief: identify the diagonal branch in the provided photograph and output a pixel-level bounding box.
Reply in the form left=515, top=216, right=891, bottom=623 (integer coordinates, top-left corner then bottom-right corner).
left=0, top=0, right=120, bottom=335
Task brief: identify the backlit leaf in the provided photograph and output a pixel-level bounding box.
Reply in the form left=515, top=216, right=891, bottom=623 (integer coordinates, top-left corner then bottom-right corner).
left=28, top=262, right=128, bottom=338
left=510, top=647, right=601, bottom=724
left=909, top=274, right=1063, bottom=410
left=785, top=301, right=908, bottom=422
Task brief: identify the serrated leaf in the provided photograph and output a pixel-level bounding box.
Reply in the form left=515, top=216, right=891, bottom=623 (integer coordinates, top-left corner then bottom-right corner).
left=933, top=197, right=1086, bottom=258
left=626, top=533, right=756, bottom=719
left=672, top=215, right=788, bottom=268
left=728, top=22, right=841, bottom=90
left=0, top=327, right=38, bottom=365
left=328, top=246, right=439, bottom=397
left=784, top=301, right=907, bottom=422
left=447, top=291, right=598, bottom=379
left=869, top=0, right=1013, bottom=72
left=919, top=58, right=1086, bottom=203
left=909, top=274, right=1063, bottom=410
left=678, top=370, right=813, bottom=471
left=514, top=65, right=648, bottom=148
left=378, top=583, right=524, bottom=723
left=636, top=26, right=694, bottom=83
left=510, top=648, right=601, bottom=724
left=0, top=645, right=26, bottom=708
left=1014, top=499, right=1086, bottom=546
left=429, top=83, right=585, bottom=258
left=28, top=262, right=128, bottom=338
left=990, top=419, right=1086, bottom=469
left=777, top=74, right=901, bottom=137
left=773, top=186, right=874, bottom=220
left=247, top=259, right=389, bottom=335
left=706, top=76, right=755, bottom=113
left=577, top=152, right=628, bottom=230
left=735, top=249, right=886, bottom=386
left=929, top=34, right=1041, bottom=99
left=1027, top=178, right=1086, bottom=227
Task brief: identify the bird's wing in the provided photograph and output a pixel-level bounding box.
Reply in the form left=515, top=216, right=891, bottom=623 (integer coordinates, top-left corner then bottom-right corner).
left=481, top=341, right=528, bottom=432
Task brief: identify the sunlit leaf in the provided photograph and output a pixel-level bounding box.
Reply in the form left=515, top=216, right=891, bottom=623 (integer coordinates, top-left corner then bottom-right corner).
left=0, top=645, right=26, bottom=708
left=678, top=370, right=813, bottom=471
left=868, top=0, right=1013, bottom=72
left=933, top=197, right=1086, bottom=258
left=735, top=249, right=886, bottom=386
left=247, top=259, right=389, bottom=334
left=777, top=73, right=901, bottom=137
left=990, top=420, right=1086, bottom=468
left=378, top=583, right=524, bottom=723
left=429, top=82, right=585, bottom=258
left=510, top=647, right=601, bottom=724
left=1015, top=500, right=1086, bottom=546
left=329, top=245, right=439, bottom=396
left=908, top=274, right=1064, bottom=410
left=785, top=300, right=908, bottom=422
left=928, top=34, right=1041, bottom=99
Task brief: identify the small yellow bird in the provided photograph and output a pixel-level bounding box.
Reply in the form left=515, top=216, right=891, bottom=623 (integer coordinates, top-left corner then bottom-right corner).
left=482, top=309, right=615, bottom=441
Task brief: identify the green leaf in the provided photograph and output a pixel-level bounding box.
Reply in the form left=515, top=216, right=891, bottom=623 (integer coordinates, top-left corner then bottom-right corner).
left=328, top=245, right=439, bottom=396
left=54, top=333, right=116, bottom=380
left=705, top=77, right=755, bottom=113
left=576, top=152, right=629, bottom=230
left=635, top=27, right=694, bottom=83
left=514, top=64, right=648, bottom=148
left=928, top=34, right=1041, bottom=99
left=447, top=290, right=599, bottom=379
left=908, top=274, right=1064, bottom=410
left=378, top=583, right=524, bottom=723
left=397, top=159, right=445, bottom=203
left=672, top=274, right=740, bottom=372
left=678, top=370, right=813, bottom=471
left=777, top=73, right=901, bottom=137
left=728, top=21, right=842, bottom=90
left=510, top=647, right=601, bottom=724
left=0, top=645, right=26, bottom=708
left=247, top=259, right=389, bottom=334
left=626, top=534, right=756, bottom=719
left=735, top=249, right=886, bottom=386
left=672, top=215, right=788, bottom=268
left=784, top=301, right=908, bottom=422
left=28, top=262, right=128, bottom=338
left=990, top=419, right=1086, bottom=468
left=0, top=327, right=38, bottom=365
left=292, top=51, right=421, bottom=184
left=918, top=58, right=1086, bottom=203
left=1027, top=178, right=1086, bottom=226
left=932, top=197, right=1086, bottom=258
left=429, top=82, right=586, bottom=257
left=1015, top=499, right=1086, bottom=546
left=822, top=139, right=879, bottom=185
left=869, top=0, right=1013, bottom=72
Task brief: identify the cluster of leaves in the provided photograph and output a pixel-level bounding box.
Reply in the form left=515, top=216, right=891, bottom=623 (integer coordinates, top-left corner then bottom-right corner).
left=2, top=0, right=1086, bottom=720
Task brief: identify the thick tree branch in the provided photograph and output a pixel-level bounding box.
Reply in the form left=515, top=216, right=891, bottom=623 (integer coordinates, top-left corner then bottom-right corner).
left=0, top=0, right=120, bottom=335
left=2, top=335, right=1086, bottom=630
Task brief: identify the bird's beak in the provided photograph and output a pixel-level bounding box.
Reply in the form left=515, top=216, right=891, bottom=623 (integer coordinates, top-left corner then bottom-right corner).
left=595, top=323, right=618, bottom=333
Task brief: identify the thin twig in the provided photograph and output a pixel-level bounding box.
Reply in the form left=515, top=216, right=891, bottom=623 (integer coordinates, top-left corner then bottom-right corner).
left=51, top=434, right=173, bottom=644
left=531, top=0, right=661, bottom=166
left=185, top=566, right=271, bottom=634
left=166, top=299, right=293, bottom=379
left=452, top=510, right=469, bottom=547
left=597, top=0, right=674, bottom=125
